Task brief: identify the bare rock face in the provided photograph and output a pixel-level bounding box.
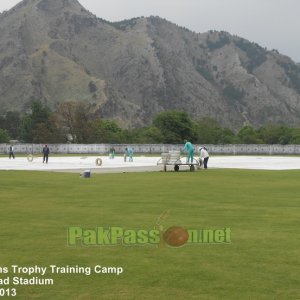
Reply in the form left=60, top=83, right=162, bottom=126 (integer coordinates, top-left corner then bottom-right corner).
left=1, top=0, right=300, bottom=129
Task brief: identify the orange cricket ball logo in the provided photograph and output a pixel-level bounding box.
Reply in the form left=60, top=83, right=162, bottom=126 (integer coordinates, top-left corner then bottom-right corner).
left=163, top=226, right=189, bottom=247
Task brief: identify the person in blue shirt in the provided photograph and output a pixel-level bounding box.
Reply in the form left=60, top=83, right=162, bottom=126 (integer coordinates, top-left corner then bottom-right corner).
left=183, top=140, right=194, bottom=164
left=124, top=147, right=133, bottom=162
left=127, top=148, right=133, bottom=162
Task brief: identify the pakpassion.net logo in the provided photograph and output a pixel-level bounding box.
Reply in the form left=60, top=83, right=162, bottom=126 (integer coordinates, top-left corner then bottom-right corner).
left=67, top=226, right=231, bottom=247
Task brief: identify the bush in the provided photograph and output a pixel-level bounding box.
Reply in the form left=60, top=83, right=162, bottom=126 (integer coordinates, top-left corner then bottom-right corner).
left=223, top=83, right=245, bottom=102
left=234, top=39, right=267, bottom=72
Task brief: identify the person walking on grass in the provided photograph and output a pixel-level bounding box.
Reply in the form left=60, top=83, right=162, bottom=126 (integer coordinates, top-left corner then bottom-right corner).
left=42, top=144, right=50, bottom=164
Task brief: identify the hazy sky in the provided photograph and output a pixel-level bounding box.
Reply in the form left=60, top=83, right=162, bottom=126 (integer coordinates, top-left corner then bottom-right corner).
left=1, top=0, right=299, bottom=62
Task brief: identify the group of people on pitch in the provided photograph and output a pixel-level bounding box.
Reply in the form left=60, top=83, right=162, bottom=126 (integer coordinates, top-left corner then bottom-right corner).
left=8, top=142, right=207, bottom=167
left=8, top=144, right=50, bottom=163
left=183, top=140, right=209, bottom=169
left=109, top=147, right=134, bottom=162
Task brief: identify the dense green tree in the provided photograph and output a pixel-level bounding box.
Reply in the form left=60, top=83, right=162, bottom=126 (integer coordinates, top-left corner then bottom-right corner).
left=0, top=128, right=10, bottom=143
left=127, top=126, right=164, bottom=144
left=195, top=117, right=235, bottom=144
left=19, top=115, right=34, bottom=142
left=0, top=111, right=21, bottom=139
left=32, top=115, right=65, bottom=143
left=57, top=101, right=92, bottom=143
left=3, top=105, right=300, bottom=145
left=88, top=119, right=124, bottom=143
left=219, top=128, right=236, bottom=144
left=237, top=126, right=263, bottom=144
left=137, top=126, right=164, bottom=143
left=0, top=115, right=4, bottom=129
left=31, top=102, right=51, bottom=125
left=257, top=125, right=291, bottom=144
left=153, top=110, right=197, bottom=144
left=289, top=128, right=300, bottom=144
left=19, top=102, right=51, bottom=142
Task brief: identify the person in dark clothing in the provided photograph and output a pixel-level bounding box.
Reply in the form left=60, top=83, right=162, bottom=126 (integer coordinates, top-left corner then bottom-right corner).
left=9, top=145, right=15, bottom=159
left=42, top=144, right=50, bottom=163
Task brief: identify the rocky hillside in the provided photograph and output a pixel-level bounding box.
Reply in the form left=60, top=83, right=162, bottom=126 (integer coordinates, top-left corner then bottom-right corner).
left=1, top=0, right=300, bottom=129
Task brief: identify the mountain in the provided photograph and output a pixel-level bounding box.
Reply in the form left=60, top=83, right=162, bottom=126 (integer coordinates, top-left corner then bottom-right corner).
left=1, top=0, right=300, bottom=129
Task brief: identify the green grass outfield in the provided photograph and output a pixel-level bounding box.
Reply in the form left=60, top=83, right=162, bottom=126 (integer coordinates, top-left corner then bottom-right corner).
left=0, top=170, right=300, bottom=299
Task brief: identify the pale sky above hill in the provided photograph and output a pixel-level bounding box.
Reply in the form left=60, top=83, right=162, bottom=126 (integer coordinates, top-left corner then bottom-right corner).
left=1, top=0, right=299, bottom=62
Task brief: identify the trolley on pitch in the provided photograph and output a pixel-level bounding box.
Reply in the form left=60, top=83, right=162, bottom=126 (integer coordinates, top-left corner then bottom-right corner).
left=157, top=151, right=201, bottom=172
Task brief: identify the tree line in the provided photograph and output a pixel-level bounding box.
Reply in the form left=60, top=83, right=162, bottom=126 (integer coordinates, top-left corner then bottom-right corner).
left=1, top=101, right=300, bottom=145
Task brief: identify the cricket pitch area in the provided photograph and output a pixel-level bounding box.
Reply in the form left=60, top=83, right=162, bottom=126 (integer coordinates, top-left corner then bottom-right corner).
left=0, top=155, right=300, bottom=299
left=1, top=155, right=300, bottom=171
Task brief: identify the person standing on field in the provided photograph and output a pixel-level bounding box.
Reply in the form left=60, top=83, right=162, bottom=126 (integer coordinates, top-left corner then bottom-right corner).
left=109, top=147, right=116, bottom=159
left=199, top=147, right=209, bottom=169
left=183, top=140, right=194, bottom=164
left=9, top=145, right=15, bottom=159
left=42, top=144, right=50, bottom=164
left=126, top=147, right=134, bottom=162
